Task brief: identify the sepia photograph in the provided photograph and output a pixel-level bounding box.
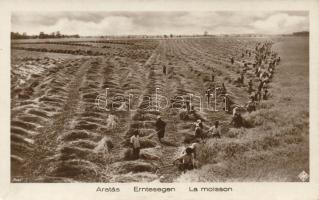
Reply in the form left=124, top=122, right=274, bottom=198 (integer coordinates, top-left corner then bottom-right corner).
left=9, top=10, right=310, bottom=183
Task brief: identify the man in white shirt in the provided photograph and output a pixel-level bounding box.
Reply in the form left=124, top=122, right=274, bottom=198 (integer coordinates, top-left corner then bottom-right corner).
left=130, top=130, right=140, bottom=159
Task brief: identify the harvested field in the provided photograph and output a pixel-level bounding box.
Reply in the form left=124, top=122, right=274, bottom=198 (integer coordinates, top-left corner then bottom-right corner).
left=11, top=36, right=309, bottom=183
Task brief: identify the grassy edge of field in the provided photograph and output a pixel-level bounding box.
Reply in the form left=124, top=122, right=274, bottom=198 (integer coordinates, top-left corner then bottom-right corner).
left=176, top=37, right=309, bottom=182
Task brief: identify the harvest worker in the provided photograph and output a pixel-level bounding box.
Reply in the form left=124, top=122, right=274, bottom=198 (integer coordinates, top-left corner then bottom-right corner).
left=182, top=143, right=199, bottom=159
left=257, top=80, right=264, bottom=92
left=232, top=106, right=239, bottom=117
left=195, top=119, right=204, bottom=129
left=230, top=57, right=234, bottom=65
left=174, top=147, right=195, bottom=173
left=221, top=82, right=227, bottom=95
left=194, top=124, right=203, bottom=141
left=224, top=94, right=232, bottom=113
left=263, top=89, right=269, bottom=100
left=189, top=143, right=199, bottom=159
left=246, top=98, right=256, bottom=113
left=240, top=72, right=245, bottom=84
left=230, top=112, right=243, bottom=128
left=209, top=121, right=222, bottom=138
left=255, top=89, right=262, bottom=102
left=248, top=79, right=253, bottom=94
left=163, top=65, right=167, bottom=75
left=205, top=89, right=211, bottom=105
left=130, top=130, right=141, bottom=159
left=185, top=100, right=191, bottom=113
left=155, top=116, right=167, bottom=142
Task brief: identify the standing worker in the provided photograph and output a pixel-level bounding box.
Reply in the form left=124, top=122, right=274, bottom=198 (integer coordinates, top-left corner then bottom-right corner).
left=163, top=65, right=167, bottom=75
left=240, top=71, right=245, bottom=84
left=221, top=82, right=227, bottom=95
left=205, top=89, right=211, bottom=106
left=130, top=130, right=141, bottom=159
left=255, top=90, right=262, bottom=102
left=194, top=120, right=205, bottom=142
left=263, top=89, right=269, bottom=100
left=230, top=57, right=235, bottom=65
left=211, top=73, right=215, bottom=82
left=194, top=124, right=203, bottom=140
left=185, top=100, right=191, bottom=113
left=155, top=116, right=167, bottom=142
left=248, top=79, right=253, bottom=94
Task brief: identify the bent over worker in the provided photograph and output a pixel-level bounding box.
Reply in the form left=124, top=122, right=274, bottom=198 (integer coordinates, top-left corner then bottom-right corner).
left=209, top=120, right=222, bottom=138
left=230, top=112, right=244, bottom=128
left=174, top=147, right=195, bottom=173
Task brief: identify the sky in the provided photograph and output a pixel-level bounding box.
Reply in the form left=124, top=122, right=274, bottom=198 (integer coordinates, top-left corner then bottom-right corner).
left=11, top=11, right=309, bottom=36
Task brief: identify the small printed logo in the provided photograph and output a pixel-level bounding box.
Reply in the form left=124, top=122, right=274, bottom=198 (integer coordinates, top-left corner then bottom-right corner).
left=12, top=177, right=22, bottom=182
left=298, top=170, right=309, bottom=182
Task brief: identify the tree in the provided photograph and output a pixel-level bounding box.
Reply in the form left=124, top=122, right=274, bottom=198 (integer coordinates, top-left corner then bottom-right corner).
left=39, top=32, right=45, bottom=39
left=56, top=31, right=61, bottom=38
left=11, top=31, right=79, bottom=40
left=50, top=32, right=56, bottom=38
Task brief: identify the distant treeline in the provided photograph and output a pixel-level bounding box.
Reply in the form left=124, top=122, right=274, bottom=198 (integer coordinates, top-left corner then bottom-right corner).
left=292, top=31, right=309, bottom=36
left=11, top=31, right=80, bottom=40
